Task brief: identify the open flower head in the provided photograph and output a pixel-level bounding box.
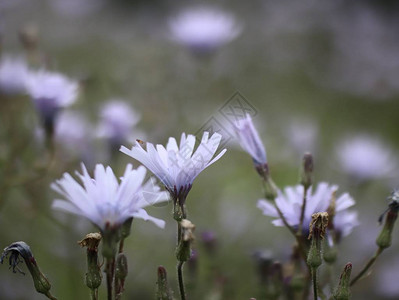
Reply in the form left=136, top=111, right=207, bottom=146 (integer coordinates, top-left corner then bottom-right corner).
left=26, top=70, right=78, bottom=120
left=121, top=132, right=226, bottom=199
left=169, top=7, right=241, bottom=54
left=234, top=114, right=267, bottom=166
left=51, top=163, right=168, bottom=230
left=257, top=182, right=358, bottom=237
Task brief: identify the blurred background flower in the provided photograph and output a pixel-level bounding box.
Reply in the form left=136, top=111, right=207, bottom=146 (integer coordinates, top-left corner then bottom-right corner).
left=169, top=6, right=242, bottom=55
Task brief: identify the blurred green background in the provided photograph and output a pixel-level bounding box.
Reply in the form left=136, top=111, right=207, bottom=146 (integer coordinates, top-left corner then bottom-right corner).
left=1, top=0, right=399, bottom=299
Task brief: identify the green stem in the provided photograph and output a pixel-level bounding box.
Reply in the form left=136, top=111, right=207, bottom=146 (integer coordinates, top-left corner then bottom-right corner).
left=350, top=247, right=383, bottom=286
left=90, top=289, right=98, bottom=300
left=115, top=239, right=125, bottom=298
left=298, top=186, right=309, bottom=236
left=44, top=292, right=58, bottom=300
left=311, top=268, right=318, bottom=300
left=177, top=261, right=186, bottom=300
left=105, top=257, right=115, bottom=300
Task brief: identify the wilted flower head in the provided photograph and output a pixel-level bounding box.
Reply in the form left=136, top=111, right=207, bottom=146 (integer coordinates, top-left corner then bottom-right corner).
left=336, top=135, right=396, bottom=181
left=121, top=132, right=226, bottom=200
left=257, top=182, right=358, bottom=237
left=51, top=163, right=168, bottom=230
left=1, top=241, right=55, bottom=297
left=234, top=114, right=267, bottom=167
left=169, top=7, right=241, bottom=54
left=25, top=70, right=78, bottom=129
left=0, top=56, right=29, bottom=95
left=97, top=100, right=140, bottom=145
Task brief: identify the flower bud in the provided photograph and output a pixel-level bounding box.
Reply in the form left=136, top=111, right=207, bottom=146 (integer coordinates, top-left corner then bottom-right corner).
left=176, top=219, right=195, bottom=262
left=0, top=241, right=55, bottom=298
left=300, top=153, right=313, bottom=189
left=332, top=263, right=352, bottom=300
left=78, top=233, right=102, bottom=291
left=323, top=242, right=337, bottom=264
left=307, top=212, right=328, bottom=269
left=376, top=196, right=399, bottom=249
left=115, top=253, right=128, bottom=281
left=156, top=266, right=173, bottom=300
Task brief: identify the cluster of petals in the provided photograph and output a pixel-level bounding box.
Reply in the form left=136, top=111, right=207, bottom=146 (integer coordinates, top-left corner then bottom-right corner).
left=121, top=132, right=226, bottom=198
left=257, top=182, right=358, bottom=237
left=25, top=70, right=78, bottom=119
left=336, top=135, right=397, bottom=181
left=52, top=163, right=168, bottom=230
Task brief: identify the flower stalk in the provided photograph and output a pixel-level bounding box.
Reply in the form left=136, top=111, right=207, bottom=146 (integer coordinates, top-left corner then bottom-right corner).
left=78, top=233, right=102, bottom=300
left=351, top=193, right=399, bottom=286
left=307, top=212, right=329, bottom=300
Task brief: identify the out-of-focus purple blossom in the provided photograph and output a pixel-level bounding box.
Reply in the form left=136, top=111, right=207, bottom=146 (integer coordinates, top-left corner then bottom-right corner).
left=257, top=183, right=358, bottom=237
left=97, top=100, right=140, bottom=146
left=0, top=56, right=29, bottom=95
left=25, top=70, right=78, bottom=131
left=169, top=7, right=242, bottom=54
left=336, top=135, right=397, bottom=182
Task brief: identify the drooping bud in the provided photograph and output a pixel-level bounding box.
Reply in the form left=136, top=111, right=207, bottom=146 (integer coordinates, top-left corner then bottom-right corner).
left=156, top=266, right=173, bottom=300
left=0, top=241, right=56, bottom=299
left=176, top=219, right=195, bottom=262
left=300, top=153, right=313, bottom=189
left=376, top=192, right=399, bottom=249
left=332, top=263, right=352, bottom=300
left=78, top=233, right=102, bottom=291
left=307, top=212, right=329, bottom=269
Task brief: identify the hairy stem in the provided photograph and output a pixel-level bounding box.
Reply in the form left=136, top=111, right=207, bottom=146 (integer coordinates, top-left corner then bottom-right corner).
left=350, top=247, right=383, bottom=286
left=311, top=268, right=318, bottom=300
left=89, top=289, right=98, bottom=300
